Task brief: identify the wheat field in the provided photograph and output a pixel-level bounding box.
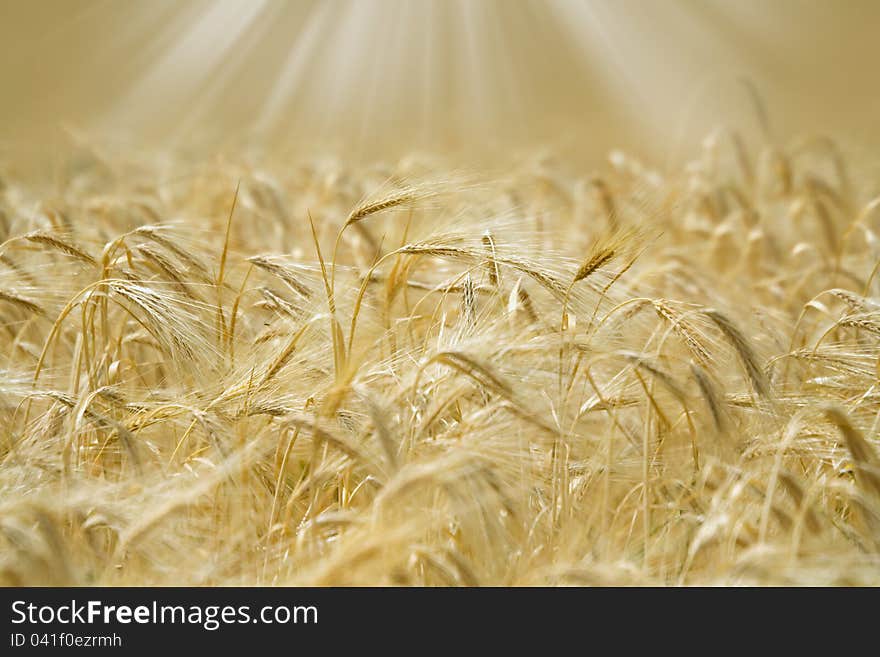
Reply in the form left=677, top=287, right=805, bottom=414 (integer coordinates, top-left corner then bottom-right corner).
left=3, top=0, right=880, bottom=589
left=1, top=130, right=879, bottom=586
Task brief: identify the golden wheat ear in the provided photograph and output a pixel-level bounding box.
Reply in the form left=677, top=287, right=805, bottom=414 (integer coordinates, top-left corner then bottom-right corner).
left=823, top=406, right=880, bottom=500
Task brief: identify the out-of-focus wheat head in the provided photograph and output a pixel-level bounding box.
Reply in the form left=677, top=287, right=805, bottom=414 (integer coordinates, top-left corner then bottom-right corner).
left=1, top=1, right=880, bottom=586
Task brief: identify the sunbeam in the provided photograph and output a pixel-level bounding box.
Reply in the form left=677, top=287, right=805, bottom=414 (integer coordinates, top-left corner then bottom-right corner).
left=2, top=0, right=879, bottom=161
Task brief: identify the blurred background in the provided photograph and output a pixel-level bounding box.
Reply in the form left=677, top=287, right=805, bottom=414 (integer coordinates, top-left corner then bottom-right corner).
left=1, top=0, right=878, bottom=166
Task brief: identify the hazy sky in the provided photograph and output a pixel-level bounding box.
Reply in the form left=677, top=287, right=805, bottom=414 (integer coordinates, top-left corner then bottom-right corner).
left=1, top=0, right=878, bottom=163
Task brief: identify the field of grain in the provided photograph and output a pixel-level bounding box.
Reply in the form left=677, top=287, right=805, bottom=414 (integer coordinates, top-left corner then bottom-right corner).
left=1, top=131, right=879, bottom=586
left=3, top=0, right=880, bottom=587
